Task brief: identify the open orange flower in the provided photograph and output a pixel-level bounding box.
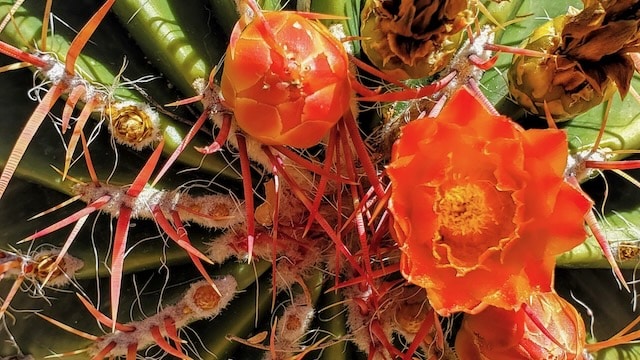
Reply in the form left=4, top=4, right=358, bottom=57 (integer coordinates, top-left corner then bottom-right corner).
left=386, top=86, right=591, bottom=316
left=455, top=291, right=586, bottom=360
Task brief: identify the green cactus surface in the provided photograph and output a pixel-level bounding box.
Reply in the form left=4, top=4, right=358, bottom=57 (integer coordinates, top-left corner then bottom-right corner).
left=1, top=0, right=640, bottom=359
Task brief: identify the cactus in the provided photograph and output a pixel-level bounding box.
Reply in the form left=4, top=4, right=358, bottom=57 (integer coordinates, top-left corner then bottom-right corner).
left=1, top=0, right=640, bottom=359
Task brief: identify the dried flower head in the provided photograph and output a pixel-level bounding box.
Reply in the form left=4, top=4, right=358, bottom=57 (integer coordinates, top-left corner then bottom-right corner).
left=106, top=101, right=160, bottom=149
left=29, top=250, right=84, bottom=286
left=361, top=0, right=473, bottom=79
left=386, top=87, right=591, bottom=315
left=509, top=0, right=640, bottom=120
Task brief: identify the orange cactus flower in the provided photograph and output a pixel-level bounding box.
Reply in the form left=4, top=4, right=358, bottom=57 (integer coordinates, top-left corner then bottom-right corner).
left=220, top=10, right=352, bottom=148
left=386, top=86, right=591, bottom=316
left=455, top=291, right=587, bottom=360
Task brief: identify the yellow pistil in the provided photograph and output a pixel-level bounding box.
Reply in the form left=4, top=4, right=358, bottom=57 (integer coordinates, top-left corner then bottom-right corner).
left=436, top=183, right=493, bottom=236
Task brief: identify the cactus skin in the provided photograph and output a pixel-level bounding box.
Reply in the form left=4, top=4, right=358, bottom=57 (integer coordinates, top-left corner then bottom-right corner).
left=1, top=0, right=640, bottom=359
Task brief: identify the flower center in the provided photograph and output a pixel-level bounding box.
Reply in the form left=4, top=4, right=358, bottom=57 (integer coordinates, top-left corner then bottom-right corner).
left=436, top=183, right=493, bottom=236
left=432, top=180, right=517, bottom=270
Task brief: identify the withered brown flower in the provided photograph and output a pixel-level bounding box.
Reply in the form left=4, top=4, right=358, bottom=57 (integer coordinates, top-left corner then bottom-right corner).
left=361, top=0, right=473, bottom=79
left=509, top=0, right=640, bottom=120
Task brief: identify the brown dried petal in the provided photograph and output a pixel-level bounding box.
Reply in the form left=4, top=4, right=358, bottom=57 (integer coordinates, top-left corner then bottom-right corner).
left=411, top=0, right=441, bottom=34
left=565, top=20, right=639, bottom=61
left=552, top=67, right=589, bottom=93
left=377, top=0, right=439, bottom=36
left=388, top=33, right=437, bottom=64
left=600, top=54, right=636, bottom=96
left=562, top=0, right=640, bottom=61
left=562, top=2, right=606, bottom=49
left=602, top=0, right=640, bottom=21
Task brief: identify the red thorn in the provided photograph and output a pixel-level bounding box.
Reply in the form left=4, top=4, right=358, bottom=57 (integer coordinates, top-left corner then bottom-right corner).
left=110, top=207, right=132, bottom=331
left=236, top=134, right=256, bottom=263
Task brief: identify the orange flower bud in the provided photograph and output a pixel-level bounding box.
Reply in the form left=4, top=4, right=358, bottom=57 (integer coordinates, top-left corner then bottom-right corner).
left=220, top=11, right=352, bottom=148
left=455, top=291, right=586, bottom=360
left=386, top=87, right=592, bottom=315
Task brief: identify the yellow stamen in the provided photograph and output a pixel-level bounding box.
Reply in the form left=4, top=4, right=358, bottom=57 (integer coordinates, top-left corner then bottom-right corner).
left=436, top=183, right=493, bottom=236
